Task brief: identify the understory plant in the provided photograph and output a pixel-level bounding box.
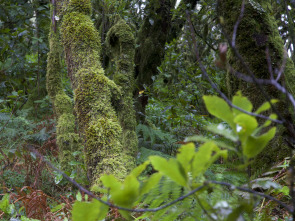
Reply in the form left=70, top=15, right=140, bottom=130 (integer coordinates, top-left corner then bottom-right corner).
left=70, top=92, right=286, bottom=220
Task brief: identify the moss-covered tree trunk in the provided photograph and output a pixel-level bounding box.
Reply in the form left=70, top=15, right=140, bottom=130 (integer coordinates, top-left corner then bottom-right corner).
left=59, top=0, right=136, bottom=184
left=217, top=0, right=295, bottom=172
left=106, top=19, right=138, bottom=165
left=46, top=2, right=80, bottom=171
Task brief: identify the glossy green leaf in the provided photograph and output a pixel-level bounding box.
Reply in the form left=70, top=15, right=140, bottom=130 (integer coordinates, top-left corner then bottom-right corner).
left=234, top=114, right=258, bottom=143
left=206, top=124, right=238, bottom=142
left=72, top=199, right=108, bottom=221
left=243, top=127, right=276, bottom=158
left=101, top=174, right=122, bottom=192
left=130, top=160, right=150, bottom=177
left=186, top=135, right=236, bottom=151
left=176, top=142, right=196, bottom=173
left=192, top=142, right=227, bottom=178
left=203, top=95, right=235, bottom=129
left=255, top=99, right=278, bottom=114
left=139, top=172, right=162, bottom=195
left=262, top=114, right=277, bottom=128
left=232, top=91, right=253, bottom=116
left=0, top=194, right=10, bottom=214
left=150, top=156, right=187, bottom=187
left=76, top=191, right=82, bottom=202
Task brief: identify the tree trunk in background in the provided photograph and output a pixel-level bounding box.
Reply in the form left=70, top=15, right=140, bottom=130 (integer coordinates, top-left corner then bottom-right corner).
left=217, top=0, right=295, bottom=172
left=59, top=0, right=136, bottom=185
left=106, top=19, right=138, bottom=168
left=46, top=2, right=80, bottom=171
left=134, top=0, right=198, bottom=122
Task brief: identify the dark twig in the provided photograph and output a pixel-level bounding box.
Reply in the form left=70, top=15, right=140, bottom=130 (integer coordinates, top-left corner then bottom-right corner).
left=232, top=0, right=245, bottom=47
left=275, top=49, right=287, bottom=82
left=26, top=146, right=293, bottom=215
left=228, top=66, right=295, bottom=114
left=27, top=144, right=206, bottom=213
left=209, top=180, right=293, bottom=213
left=265, top=48, right=274, bottom=80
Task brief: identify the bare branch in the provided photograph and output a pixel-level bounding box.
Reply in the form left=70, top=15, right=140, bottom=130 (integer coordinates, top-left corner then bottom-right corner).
left=27, top=145, right=206, bottom=213
left=209, top=180, right=293, bottom=213
left=232, top=0, right=245, bottom=48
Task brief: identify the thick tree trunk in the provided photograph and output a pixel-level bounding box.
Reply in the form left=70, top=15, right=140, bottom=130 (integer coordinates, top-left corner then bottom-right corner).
left=106, top=19, right=138, bottom=166
left=59, top=0, right=136, bottom=184
left=46, top=2, right=80, bottom=171
left=217, top=0, right=295, bottom=172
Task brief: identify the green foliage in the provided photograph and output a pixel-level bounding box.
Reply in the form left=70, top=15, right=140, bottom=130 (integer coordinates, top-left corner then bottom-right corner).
left=72, top=199, right=108, bottom=221
left=204, top=91, right=276, bottom=162
left=0, top=109, right=54, bottom=147
left=1, top=170, right=25, bottom=189
left=70, top=92, right=278, bottom=220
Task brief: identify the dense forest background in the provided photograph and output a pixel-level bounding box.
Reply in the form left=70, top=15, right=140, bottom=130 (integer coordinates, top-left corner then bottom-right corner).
left=1, top=0, right=295, bottom=220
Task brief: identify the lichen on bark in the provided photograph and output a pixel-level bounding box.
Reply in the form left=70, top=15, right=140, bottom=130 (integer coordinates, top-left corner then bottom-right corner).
left=60, top=0, right=136, bottom=184
left=217, top=0, right=295, bottom=172
left=46, top=3, right=80, bottom=171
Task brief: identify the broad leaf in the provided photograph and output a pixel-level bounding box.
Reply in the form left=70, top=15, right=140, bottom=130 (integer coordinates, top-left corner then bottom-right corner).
left=150, top=156, right=187, bottom=187
left=131, top=160, right=150, bottom=177
left=139, top=172, right=162, bottom=195
left=255, top=99, right=278, bottom=114
left=177, top=143, right=196, bottom=174
left=203, top=96, right=235, bottom=129
left=72, top=199, right=108, bottom=221
left=206, top=124, right=238, bottom=142
left=192, top=142, right=227, bottom=178
left=234, top=114, right=258, bottom=143
left=243, top=127, right=276, bottom=158
left=232, top=91, right=253, bottom=116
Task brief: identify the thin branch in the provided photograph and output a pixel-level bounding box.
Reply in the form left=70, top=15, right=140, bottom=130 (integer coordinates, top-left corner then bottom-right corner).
left=232, top=0, right=245, bottom=48
left=265, top=48, right=274, bottom=80
left=228, top=66, right=295, bottom=114
left=209, top=180, right=293, bottom=213
left=276, top=49, right=287, bottom=82
left=27, top=145, right=293, bottom=215
left=27, top=145, right=206, bottom=213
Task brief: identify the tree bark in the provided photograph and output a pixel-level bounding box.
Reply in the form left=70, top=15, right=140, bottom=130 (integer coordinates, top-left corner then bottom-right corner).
left=59, top=0, right=136, bottom=184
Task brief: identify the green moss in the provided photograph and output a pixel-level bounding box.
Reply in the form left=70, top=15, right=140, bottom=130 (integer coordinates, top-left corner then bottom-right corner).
left=60, top=4, right=136, bottom=185
left=106, top=19, right=138, bottom=163
left=68, top=0, right=92, bottom=15
left=46, top=3, right=81, bottom=171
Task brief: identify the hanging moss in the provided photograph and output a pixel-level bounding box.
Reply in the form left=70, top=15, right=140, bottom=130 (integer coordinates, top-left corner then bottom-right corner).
left=60, top=0, right=136, bottom=184
left=106, top=19, right=138, bottom=167
left=218, top=0, right=295, bottom=172
left=46, top=3, right=80, bottom=171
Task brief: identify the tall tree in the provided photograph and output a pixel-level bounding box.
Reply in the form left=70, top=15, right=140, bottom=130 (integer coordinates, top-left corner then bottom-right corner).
left=56, top=0, right=137, bottom=185
left=46, top=2, right=80, bottom=171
